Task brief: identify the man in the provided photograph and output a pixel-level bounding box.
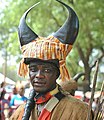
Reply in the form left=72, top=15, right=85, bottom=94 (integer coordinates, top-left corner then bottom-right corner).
left=10, top=0, right=93, bottom=120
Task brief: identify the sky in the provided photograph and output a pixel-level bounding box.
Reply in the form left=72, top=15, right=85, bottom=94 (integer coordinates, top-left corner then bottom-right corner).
left=0, top=0, right=8, bottom=9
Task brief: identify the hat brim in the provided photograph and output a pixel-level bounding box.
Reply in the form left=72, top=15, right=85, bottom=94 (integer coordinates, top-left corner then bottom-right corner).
left=24, top=58, right=60, bottom=68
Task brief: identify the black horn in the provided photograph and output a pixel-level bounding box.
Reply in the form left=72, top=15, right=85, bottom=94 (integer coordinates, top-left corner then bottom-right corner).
left=18, top=2, right=40, bottom=46
left=53, top=0, right=79, bottom=44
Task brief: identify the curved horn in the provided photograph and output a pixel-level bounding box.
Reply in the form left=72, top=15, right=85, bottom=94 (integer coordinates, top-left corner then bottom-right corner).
left=53, top=0, right=79, bottom=44
left=18, top=2, right=40, bottom=46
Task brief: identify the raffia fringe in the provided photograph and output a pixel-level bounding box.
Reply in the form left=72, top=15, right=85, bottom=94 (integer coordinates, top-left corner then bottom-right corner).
left=18, top=59, right=28, bottom=77
left=59, top=60, right=70, bottom=81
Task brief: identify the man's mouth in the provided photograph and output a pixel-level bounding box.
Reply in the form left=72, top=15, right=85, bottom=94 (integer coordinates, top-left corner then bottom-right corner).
left=33, top=81, right=46, bottom=87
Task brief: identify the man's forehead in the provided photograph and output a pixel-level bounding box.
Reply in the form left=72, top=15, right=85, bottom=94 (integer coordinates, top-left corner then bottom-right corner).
left=29, top=62, right=59, bottom=71
left=29, top=61, right=52, bottom=67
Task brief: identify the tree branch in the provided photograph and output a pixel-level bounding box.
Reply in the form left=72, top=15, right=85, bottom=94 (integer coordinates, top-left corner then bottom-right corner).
left=76, top=43, right=87, bottom=65
left=90, top=53, right=104, bottom=70
left=73, top=72, right=85, bottom=82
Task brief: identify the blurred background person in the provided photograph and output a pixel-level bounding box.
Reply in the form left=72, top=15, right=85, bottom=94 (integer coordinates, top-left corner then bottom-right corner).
left=0, top=88, right=10, bottom=120
left=7, top=85, right=18, bottom=117
left=8, top=85, right=18, bottom=101
left=9, top=85, right=27, bottom=116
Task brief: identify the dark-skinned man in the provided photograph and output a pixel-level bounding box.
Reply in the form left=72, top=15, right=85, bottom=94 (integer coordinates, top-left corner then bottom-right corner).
left=10, top=0, right=93, bottom=120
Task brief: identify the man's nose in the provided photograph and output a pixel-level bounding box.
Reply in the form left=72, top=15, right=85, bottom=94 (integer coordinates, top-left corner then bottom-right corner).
left=35, top=70, right=44, bottom=78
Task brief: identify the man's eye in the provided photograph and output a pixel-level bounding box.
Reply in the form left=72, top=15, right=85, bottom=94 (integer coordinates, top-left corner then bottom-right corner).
left=29, top=67, right=38, bottom=72
left=44, top=68, right=52, bottom=73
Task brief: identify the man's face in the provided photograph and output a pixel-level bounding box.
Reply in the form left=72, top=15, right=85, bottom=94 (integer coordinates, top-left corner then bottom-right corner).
left=29, top=61, right=59, bottom=93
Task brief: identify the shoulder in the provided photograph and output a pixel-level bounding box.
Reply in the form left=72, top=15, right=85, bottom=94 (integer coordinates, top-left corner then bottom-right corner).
left=21, top=96, right=27, bottom=99
left=11, top=94, right=18, bottom=99
left=23, top=96, right=28, bottom=100
left=52, top=95, right=93, bottom=120
left=9, top=103, right=25, bottom=120
left=59, top=88, right=88, bottom=109
left=63, top=95, right=88, bottom=108
left=57, top=94, right=90, bottom=116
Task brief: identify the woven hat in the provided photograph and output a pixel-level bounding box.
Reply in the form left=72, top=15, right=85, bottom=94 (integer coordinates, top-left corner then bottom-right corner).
left=18, top=0, right=79, bottom=81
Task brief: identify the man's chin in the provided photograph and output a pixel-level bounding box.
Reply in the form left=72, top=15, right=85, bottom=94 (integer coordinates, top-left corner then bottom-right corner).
left=33, top=87, right=47, bottom=94
left=33, top=86, right=56, bottom=94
